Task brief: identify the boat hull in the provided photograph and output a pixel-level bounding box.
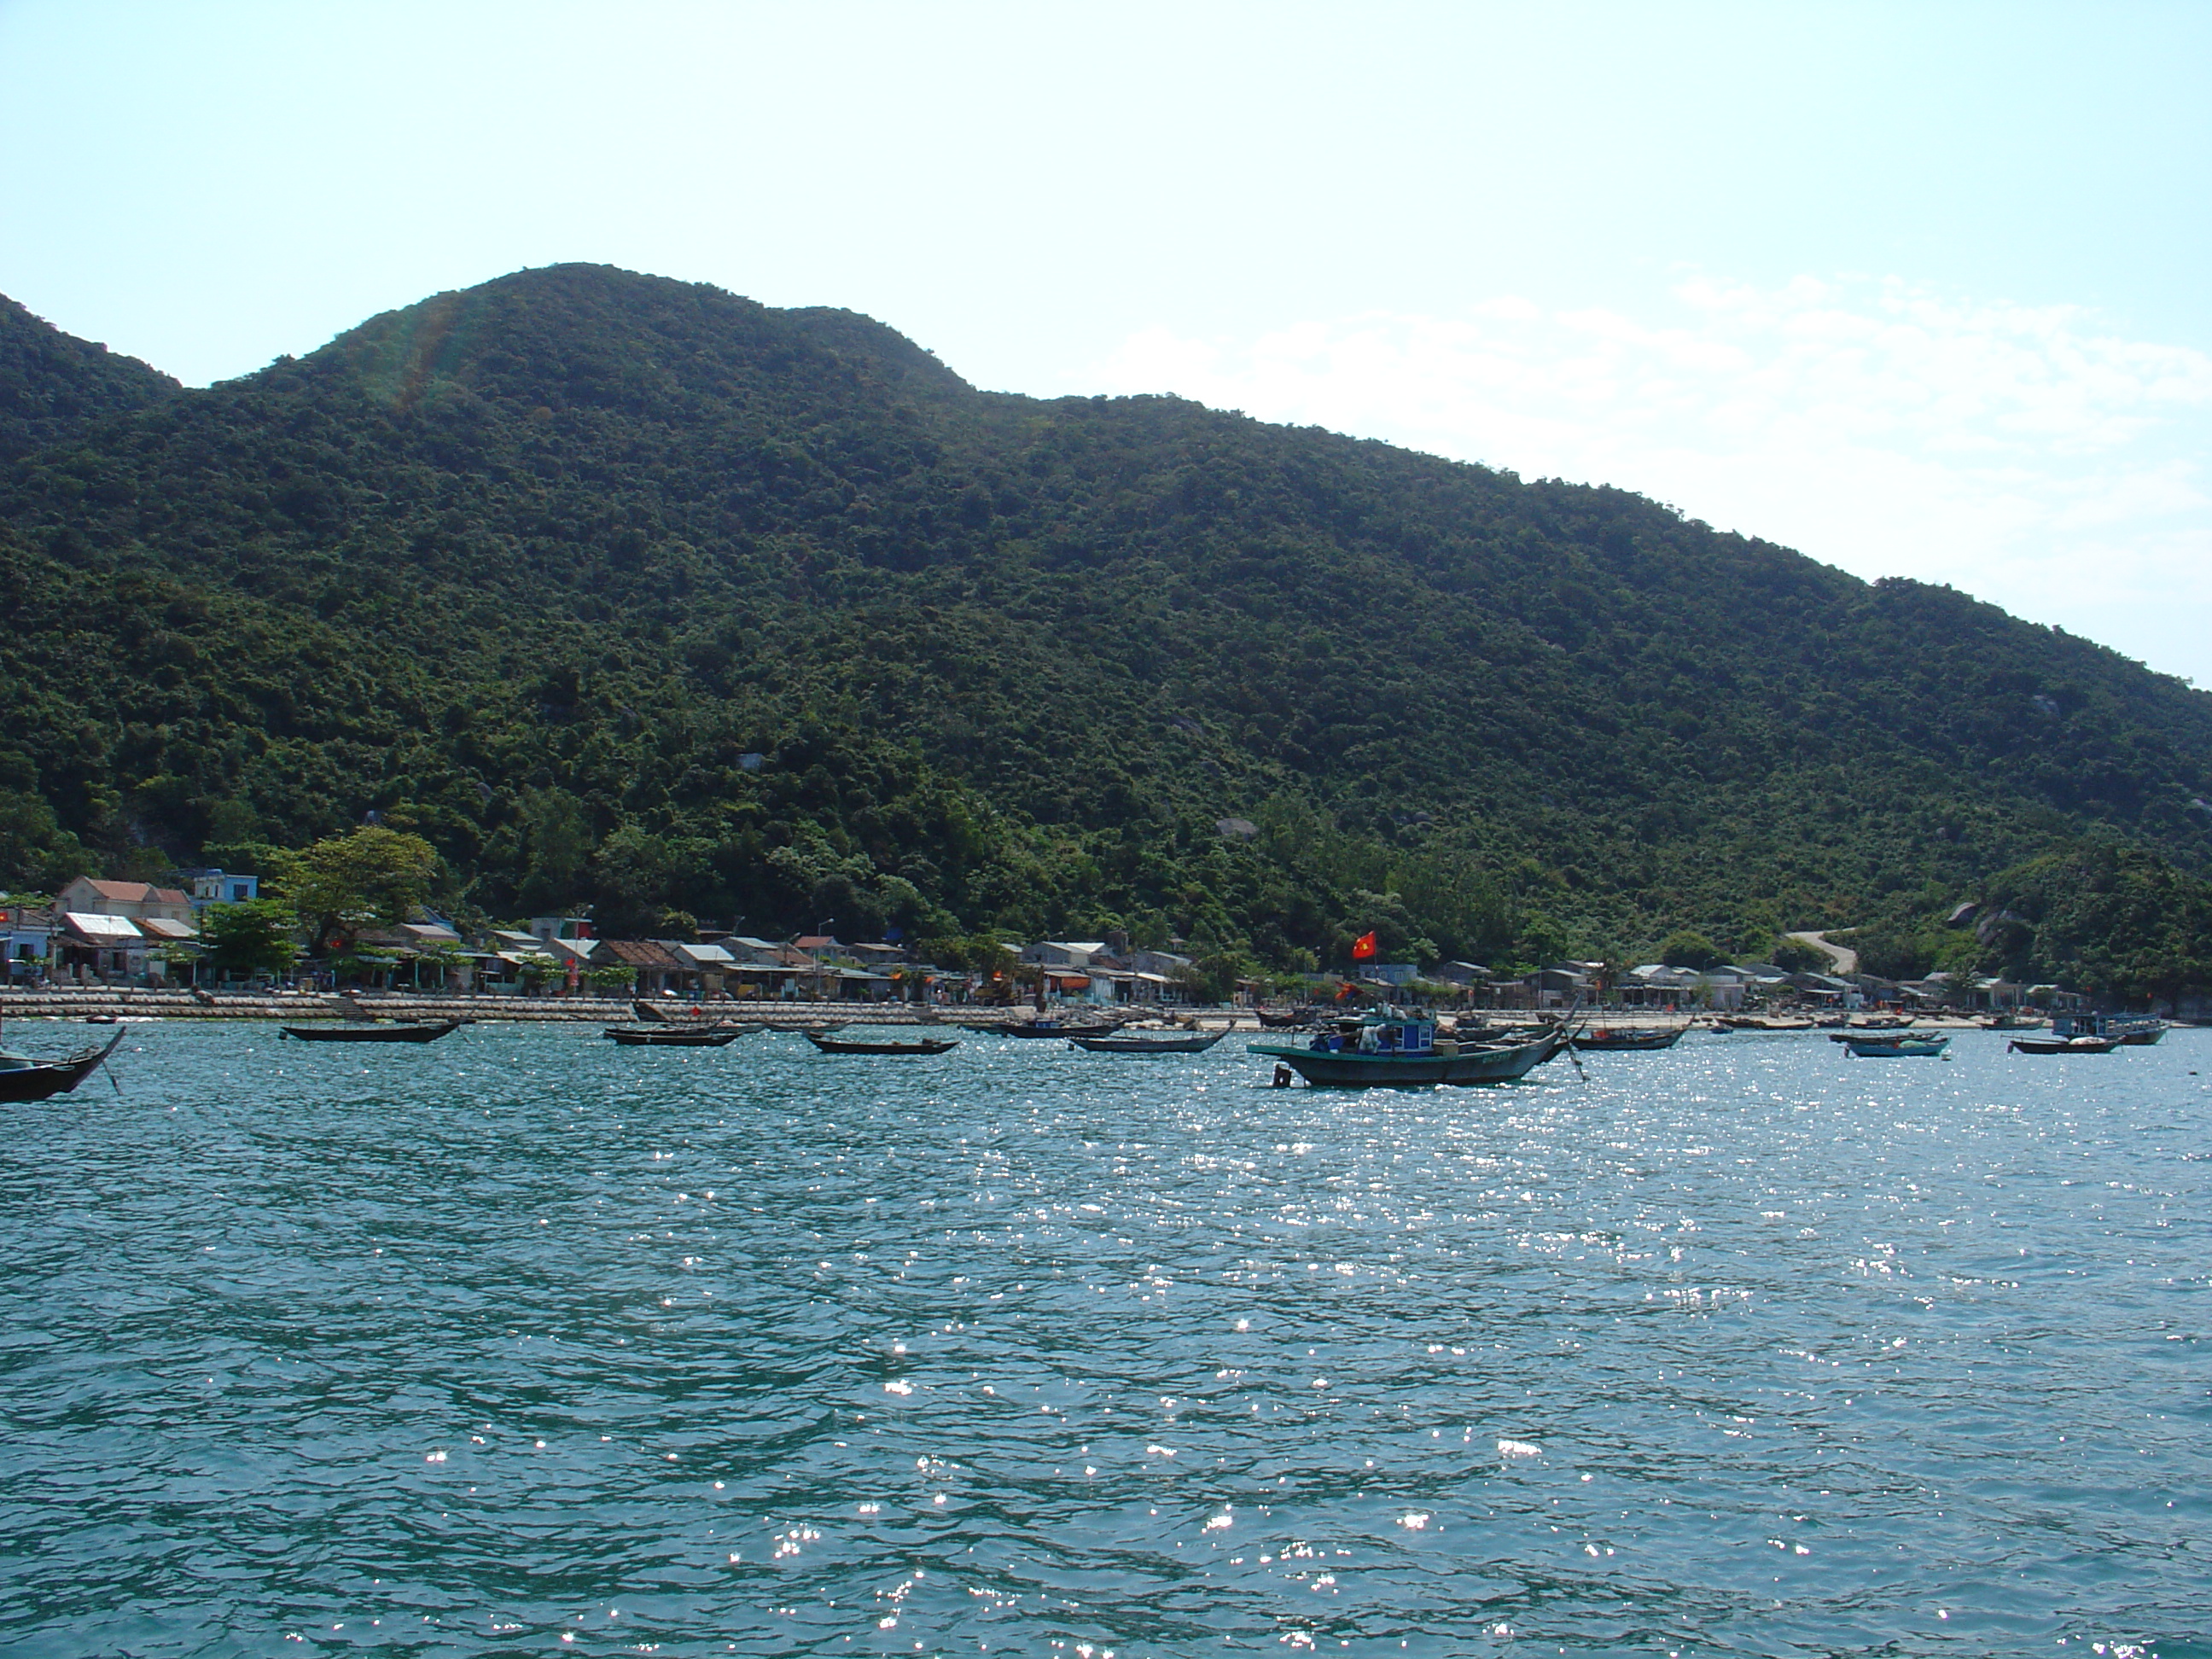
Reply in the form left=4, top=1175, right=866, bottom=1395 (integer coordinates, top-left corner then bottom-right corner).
left=1250, top=1032, right=1568, bottom=1087
left=605, top=1028, right=742, bottom=1046
left=0, top=1032, right=122, bottom=1102
left=1068, top=1032, right=1225, bottom=1053
left=279, top=1020, right=461, bottom=1043
left=805, top=1033, right=958, bottom=1055
left=1572, top=1027, right=1687, bottom=1051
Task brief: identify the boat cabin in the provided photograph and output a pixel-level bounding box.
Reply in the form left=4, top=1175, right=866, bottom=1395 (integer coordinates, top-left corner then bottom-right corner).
left=2052, top=1013, right=2161, bottom=1040
left=1309, top=1015, right=1437, bottom=1055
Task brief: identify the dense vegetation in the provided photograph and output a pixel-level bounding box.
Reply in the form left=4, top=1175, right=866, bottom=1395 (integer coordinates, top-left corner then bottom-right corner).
left=0, top=294, right=176, bottom=463
left=3, top=264, right=2211, bottom=985
left=1840, top=839, right=2212, bottom=1004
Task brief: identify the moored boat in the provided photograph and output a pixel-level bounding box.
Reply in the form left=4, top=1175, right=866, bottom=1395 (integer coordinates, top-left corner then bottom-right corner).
left=973, top=1016, right=1122, bottom=1039
left=279, top=1019, right=462, bottom=1044
left=2052, top=1013, right=2164, bottom=1045
left=804, top=1032, right=959, bottom=1056
left=1571, top=1023, right=1689, bottom=1051
left=1251, top=1012, right=1574, bottom=1087
left=0, top=1028, right=124, bottom=1103
left=1068, top=1029, right=1225, bottom=1054
left=604, top=1026, right=746, bottom=1047
left=1843, top=1034, right=1950, bottom=1057
left=2010, top=1034, right=2121, bottom=1055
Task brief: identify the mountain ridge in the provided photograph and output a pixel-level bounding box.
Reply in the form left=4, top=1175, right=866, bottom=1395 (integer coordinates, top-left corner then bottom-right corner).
left=0, top=294, right=180, bottom=463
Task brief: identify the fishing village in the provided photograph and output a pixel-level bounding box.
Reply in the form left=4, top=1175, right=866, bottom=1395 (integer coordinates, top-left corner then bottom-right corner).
left=1, top=866, right=2167, bottom=1103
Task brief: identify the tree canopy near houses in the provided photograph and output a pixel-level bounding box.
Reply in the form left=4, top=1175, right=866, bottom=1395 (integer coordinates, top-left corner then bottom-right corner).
left=3, top=265, right=2211, bottom=986
left=270, top=827, right=440, bottom=953
left=197, top=899, right=300, bottom=975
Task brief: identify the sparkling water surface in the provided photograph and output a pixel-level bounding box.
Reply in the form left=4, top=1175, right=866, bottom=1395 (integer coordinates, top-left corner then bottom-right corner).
left=2, top=1022, right=2207, bottom=1658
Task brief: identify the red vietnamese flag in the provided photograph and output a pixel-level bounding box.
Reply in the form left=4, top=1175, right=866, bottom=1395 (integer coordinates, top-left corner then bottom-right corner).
left=1351, top=930, right=1378, bottom=960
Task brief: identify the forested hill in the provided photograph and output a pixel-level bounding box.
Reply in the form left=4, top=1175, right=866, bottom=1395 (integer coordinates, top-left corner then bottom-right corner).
left=3, top=261, right=2212, bottom=974
left=0, top=295, right=178, bottom=463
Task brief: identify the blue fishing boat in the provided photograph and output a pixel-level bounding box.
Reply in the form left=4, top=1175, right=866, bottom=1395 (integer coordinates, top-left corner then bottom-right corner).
left=1251, top=1011, right=1574, bottom=1087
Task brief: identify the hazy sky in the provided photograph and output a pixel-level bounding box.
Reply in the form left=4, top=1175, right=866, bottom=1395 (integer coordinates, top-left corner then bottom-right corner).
left=3, top=1, right=2207, bottom=682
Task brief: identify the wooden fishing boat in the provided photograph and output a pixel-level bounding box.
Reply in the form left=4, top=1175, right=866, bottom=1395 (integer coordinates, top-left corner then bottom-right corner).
left=803, top=1032, right=959, bottom=1056
left=1068, top=1029, right=1225, bottom=1054
left=2052, top=1014, right=2164, bottom=1045
left=279, top=1018, right=462, bottom=1043
left=605, top=1019, right=757, bottom=1037
left=1843, top=1034, right=1950, bottom=1057
left=974, top=1017, right=1121, bottom=1039
left=1571, top=1024, right=1689, bottom=1051
left=0, top=1029, right=123, bottom=1103
left=2009, top=1034, right=2121, bottom=1055
left=604, top=1026, right=745, bottom=1047
left=1254, top=1008, right=1313, bottom=1029
left=1251, top=1015, right=1574, bottom=1088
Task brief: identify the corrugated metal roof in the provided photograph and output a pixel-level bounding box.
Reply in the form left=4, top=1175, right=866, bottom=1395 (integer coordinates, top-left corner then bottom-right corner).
left=61, top=911, right=143, bottom=940
left=600, top=939, right=684, bottom=969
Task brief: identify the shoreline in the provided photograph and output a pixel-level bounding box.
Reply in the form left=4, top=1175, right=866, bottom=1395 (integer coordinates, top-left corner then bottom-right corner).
left=0, top=987, right=2013, bottom=1033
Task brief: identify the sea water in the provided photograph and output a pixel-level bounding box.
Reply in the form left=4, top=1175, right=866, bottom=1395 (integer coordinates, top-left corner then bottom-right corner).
left=1, top=1022, right=2206, bottom=1658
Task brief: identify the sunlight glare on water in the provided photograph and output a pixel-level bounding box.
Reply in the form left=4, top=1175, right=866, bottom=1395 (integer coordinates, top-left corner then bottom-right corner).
left=0, top=1022, right=2207, bottom=1657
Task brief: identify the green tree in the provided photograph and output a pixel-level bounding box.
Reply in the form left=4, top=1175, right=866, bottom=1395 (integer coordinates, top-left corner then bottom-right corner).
left=274, top=826, right=440, bottom=954
left=1768, top=937, right=1828, bottom=975
left=964, top=934, right=1018, bottom=984
left=0, top=790, right=90, bottom=889
left=1185, top=945, right=1257, bottom=1003
left=1658, top=929, right=1723, bottom=970
left=412, top=944, right=466, bottom=990
left=199, top=899, right=300, bottom=976
left=516, top=787, right=592, bottom=911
